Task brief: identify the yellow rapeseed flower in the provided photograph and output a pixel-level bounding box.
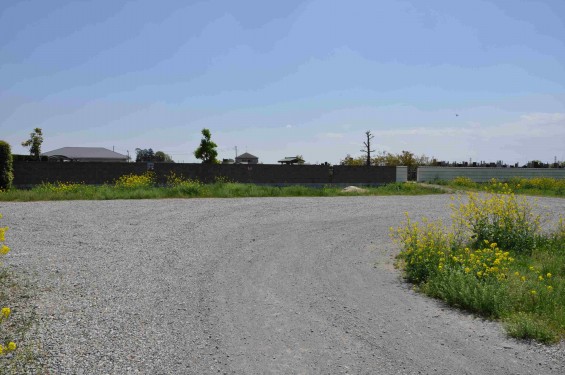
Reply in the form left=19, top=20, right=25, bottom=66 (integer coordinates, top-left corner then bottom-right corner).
left=546, top=273, right=552, bottom=278
left=0, top=344, right=4, bottom=355
left=7, top=342, right=16, bottom=351
left=1, top=307, right=10, bottom=318
left=0, top=244, right=9, bottom=255
left=530, top=290, right=537, bottom=295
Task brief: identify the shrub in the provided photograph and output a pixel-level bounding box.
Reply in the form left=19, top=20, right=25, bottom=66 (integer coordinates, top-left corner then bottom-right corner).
left=451, top=176, right=476, bottom=188
left=450, top=182, right=540, bottom=254
left=114, top=172, right=155, bottom=189
left=0, top=141, right=13, bottom=190
left=165, top=172, right=203, bottom=196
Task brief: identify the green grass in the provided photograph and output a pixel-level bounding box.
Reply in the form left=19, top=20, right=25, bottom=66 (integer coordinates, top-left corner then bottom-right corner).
left=436, top=176, right=565, bottom=197
left=0, top=181, right=444, bottom=201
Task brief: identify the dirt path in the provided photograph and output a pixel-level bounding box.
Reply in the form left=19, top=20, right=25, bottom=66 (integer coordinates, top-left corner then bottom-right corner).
left=2, top=196, right=564, bottom=374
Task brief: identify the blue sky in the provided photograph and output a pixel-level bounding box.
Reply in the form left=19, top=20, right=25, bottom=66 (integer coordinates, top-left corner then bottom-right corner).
left=1, top=0, right=564, bottom=164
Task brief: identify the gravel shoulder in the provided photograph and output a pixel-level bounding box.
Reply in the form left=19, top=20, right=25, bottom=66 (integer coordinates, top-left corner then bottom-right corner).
left=2, top=195, right=564, bottom=374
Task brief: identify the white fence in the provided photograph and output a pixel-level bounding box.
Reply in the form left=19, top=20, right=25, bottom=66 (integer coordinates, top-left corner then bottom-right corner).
left=417, top=167, right=565, bottom=183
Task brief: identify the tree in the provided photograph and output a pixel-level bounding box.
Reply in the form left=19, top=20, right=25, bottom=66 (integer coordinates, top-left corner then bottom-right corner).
left=154, top=151, right=174, bottom=163
left=360, top=131, right=375, bottom=166
left=342, top=150, right=434, bottom=167
left=0, top=141, right=13, bottom=190
left=135, top=148, right=155, bottom=162
left=21, top=128, right=43, bottom=160
left=340, top=154, right=365, bottom=166
left=295, top=155, right=305, bottom=164
left=194, top=128, right=219, bottom=164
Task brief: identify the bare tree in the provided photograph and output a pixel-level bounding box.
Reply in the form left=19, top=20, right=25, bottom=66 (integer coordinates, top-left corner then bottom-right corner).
left=360, top=131, right=375, bottom=166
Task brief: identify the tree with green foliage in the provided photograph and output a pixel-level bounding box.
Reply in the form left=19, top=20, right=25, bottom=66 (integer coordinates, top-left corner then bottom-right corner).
left=21, top=128, right=43, bottom=160
left=340, top=154, right=365, bottom=166
left=0, top=141, right=14, bottom=190
left=194, top=128, right=219, bottom=164
left=154, top=151, right=174, bottom=163
left=135, top=148, right=155, bottom=162
left=341, top=150, right=433, bottom=167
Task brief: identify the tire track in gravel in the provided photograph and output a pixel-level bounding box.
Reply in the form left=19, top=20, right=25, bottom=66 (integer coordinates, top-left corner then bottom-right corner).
left=1, top=195, right=564, bottom=374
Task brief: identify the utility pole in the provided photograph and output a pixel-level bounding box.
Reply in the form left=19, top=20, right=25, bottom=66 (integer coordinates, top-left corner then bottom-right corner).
left=235, top=146, right=238, bottom=159
left=361, top=131, right=375, bottom=166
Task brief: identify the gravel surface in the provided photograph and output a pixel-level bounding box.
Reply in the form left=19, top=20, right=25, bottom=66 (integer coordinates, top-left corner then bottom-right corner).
left=1, top=195, right=564, bottom=374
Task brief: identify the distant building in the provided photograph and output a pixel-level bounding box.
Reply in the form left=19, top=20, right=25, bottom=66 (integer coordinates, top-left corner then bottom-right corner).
left=235, top=152, right=259, bottom=164
left=222, top=158, right=235, bottom=164
left=278, top=156, right=303, bottom=165
left=42, top=147, right=128, bottom=162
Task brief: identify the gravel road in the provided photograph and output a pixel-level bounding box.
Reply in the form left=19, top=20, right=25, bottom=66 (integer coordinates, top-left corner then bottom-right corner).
left=2, top=195, right=564, bottom=374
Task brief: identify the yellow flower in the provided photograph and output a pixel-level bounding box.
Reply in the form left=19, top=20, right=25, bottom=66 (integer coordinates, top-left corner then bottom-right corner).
left=1, top=307, right=10, bottom=318
left=7, top=342, right=16, bottom=351
left=538, top=275, right=544, bottom=281
left=0, top=344, right=3, bottom=355
left=547, top=286, right=553, bottom=292
left=530, top=290, right=537, bottom=295
left=514, top=271, right=520, bottom=276
left=521, top=276, right=526, bottom=282
left=0, top=244, right=9, bottom=255
left=464, top=267, right=470, bottom=274
left=546, top=273, right=552, bottom=278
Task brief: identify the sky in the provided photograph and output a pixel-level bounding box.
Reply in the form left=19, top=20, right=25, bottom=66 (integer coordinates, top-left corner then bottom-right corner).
left=1, top=0, right=564, bottom=165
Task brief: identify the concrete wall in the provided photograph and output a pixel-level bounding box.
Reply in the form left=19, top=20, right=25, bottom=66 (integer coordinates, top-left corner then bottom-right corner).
left=332, top=166, right=398, bottom=184
left=417, top=167, right=565, bottom=183
left=13, top=162, right=405, bottom=187
left=396, top=167, right=408, bottom=183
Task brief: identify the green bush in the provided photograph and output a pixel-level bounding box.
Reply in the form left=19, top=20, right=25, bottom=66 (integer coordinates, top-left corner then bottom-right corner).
left=0, top=141, right=13, bottom=190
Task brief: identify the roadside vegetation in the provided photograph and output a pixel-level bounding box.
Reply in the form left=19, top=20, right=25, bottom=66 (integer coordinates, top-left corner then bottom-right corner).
left=392, top=182, right=565, bottom=343
left=0, top=213, right=41, bottom=374
left=436, top=176, right=565, bottom=197
left=0, top=172, right=443, bottom=201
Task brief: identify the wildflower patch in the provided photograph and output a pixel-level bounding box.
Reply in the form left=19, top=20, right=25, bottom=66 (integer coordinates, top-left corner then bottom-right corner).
left=392, top=187, right=565, bottom=343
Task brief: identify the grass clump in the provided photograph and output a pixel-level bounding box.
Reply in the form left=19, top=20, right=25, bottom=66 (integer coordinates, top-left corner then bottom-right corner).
left=442, top=177, right=565, bottom=197
left=392, top=186, right=565, bottom=343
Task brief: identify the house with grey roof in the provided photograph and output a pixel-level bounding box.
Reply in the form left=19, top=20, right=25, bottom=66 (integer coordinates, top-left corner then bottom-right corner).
left=278, top=156, right=304, bottom=165
left=235, top=152, right=259, bottom=164
left=42, top=147, right=128, bottom=162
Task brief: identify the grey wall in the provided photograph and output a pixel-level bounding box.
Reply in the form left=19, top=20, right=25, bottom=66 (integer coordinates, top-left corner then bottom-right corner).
left=417, top=167, right=565, bottom=182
